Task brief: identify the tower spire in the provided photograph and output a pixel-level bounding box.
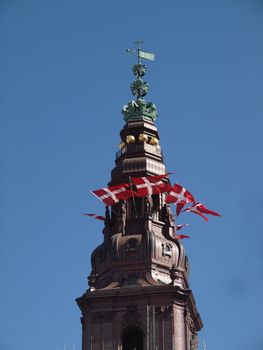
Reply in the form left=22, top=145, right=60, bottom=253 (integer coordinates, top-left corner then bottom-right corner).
left=76, top=44, right=203, bottom=350
left=123, top=39, right=157, bottom=123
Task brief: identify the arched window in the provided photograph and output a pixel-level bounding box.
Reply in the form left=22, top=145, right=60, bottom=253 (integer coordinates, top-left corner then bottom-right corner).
left=121, top=326, right=144, bottom=350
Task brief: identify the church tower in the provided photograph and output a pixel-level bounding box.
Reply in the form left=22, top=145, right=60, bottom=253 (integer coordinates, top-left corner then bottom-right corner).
left=76, top=42, right=203, bottom=350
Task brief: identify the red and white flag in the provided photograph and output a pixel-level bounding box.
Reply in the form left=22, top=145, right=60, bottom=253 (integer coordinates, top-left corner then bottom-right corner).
left=91, top=184, right=136, bottom=206
left=131, top=174, right=170, bottom=197
left=176, top=224, right=189, bottom=231
left=166, top=183, right=195, bottom=215
left=183, top=202, right=221, bottom=222
left=176, top=234, right=190, bottom=240
left=82, top=213, right=105, bottom=221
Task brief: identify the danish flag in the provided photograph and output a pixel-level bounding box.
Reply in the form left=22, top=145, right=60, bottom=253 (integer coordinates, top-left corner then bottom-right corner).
left=91, top=184, right=136, bottom=206
left=82, top=213, right=105, bottom=221
left=183, top=202, right=221, bottom=222
left=176, top=234, right=190, bottom=240
left=131, top=174, right=170, bottom=197
left=165, top=183, right=195, bottom=215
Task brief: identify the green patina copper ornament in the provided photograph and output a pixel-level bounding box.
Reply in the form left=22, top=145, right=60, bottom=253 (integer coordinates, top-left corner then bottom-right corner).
left=132, top=63, right=147, bottom=77
left=123, top=40, right=158, bottom=123
left=130, top=78, right=149, bottom=98
left=122, top=98, right=158, bottom=123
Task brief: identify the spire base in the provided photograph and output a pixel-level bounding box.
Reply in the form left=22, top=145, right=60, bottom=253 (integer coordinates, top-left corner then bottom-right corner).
left=122, top=99, right=158, bottom=123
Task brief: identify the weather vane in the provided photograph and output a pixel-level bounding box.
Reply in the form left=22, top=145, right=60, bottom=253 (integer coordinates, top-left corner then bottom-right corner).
left=126, top=37, right=155, bottom=64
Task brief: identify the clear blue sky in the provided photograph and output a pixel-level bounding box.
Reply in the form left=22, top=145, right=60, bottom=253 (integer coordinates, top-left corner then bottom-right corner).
left=1, top=1, right=263, bottom=350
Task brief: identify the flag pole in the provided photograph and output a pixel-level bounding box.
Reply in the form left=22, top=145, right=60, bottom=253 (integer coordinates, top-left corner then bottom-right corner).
left=129, top=176, right=138, bottom=219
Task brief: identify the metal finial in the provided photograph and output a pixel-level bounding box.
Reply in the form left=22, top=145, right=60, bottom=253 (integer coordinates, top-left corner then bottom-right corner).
left=135, top=37, right=143, bottom=63
left=126, top=38, right=155, bottom=64
left=135, top=37, right=143, bottom=50
left=122, top=39, right=158, bottom=123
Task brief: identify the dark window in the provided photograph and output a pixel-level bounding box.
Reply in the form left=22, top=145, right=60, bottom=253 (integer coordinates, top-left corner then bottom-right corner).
left=121, top=326, right=143, bottom=350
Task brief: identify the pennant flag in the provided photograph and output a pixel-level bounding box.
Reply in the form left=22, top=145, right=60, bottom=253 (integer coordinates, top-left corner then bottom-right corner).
left=176, top=234, right=190, bottom=240
left=138, top=50, right=155, bottom=61
left=91, top=183, right=136, bottom=206
left=82, top=213, right=105, bottom=221
left=166, top=183, right=195, bottom=215
left=131, top=174, right=170, bottom=197
left=176, top=224, right=189, bottom=231
left=183, top=202, right=221, bottom=222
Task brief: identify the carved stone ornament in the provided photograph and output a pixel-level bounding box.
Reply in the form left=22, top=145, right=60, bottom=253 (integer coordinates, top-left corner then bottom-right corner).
left=156, top=305, right=173, bottom=319
left=162, top=242, right=173, bottom=257
left=87, top=271, right=98, bottom=291
left=125, top=238, right=138, bottom=252
left=162, top=203, right=174, bottom=226
left=145, top=195, right=153, bottom=217
left=169, top=264, right=184, bottom=286
left=185, top=309, right=196, bottom=333
left=190, top=333, right=199, bottom=350
left=120, top=201, right=126, bottom=235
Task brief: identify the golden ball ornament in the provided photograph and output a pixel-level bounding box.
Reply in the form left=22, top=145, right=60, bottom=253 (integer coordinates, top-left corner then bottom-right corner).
left=119, top=142, right=126, bottom=150
left=139, top=133, right=148, bottom=143
left=149, top=137, right=159, bottom=146
left=126, top=135, right=136, bottom=144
